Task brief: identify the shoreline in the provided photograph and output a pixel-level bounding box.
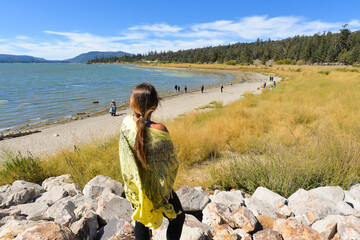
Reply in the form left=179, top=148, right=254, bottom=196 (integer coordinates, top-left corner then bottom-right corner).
left=0, top=68, right=278, bottom=158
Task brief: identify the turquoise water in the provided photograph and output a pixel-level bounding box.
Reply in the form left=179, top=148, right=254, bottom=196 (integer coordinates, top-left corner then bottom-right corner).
left=0, top=64, right=231, bottom=132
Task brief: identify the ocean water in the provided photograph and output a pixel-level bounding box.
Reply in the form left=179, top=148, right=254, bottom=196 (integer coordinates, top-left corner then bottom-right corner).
left=0, top=64, right=231, bottom=132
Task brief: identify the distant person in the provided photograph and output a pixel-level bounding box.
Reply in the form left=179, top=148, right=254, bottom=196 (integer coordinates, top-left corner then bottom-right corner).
left=184, top=85, right=187, bottom=93
left=178, top=86, right=180, bottom=92
left=119, top=82, right=185, bottom=240
left=175, top=85, right=178, bottom=92
left=109, top=100, right=116, bottom=116
left=273, top=81, right=276, bottom=87
left=263, top=82, right=266, bottom=88
left=221, top=84, right=224, bottom=93
left=201, top=85, right=204, bottom=93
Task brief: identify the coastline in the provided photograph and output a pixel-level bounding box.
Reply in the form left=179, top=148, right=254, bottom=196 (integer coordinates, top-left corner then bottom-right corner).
left=0, top=68, right=278, bottom=158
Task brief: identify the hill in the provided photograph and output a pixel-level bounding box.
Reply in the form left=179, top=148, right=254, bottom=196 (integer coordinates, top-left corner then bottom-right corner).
left=0, top=54, right=51, bottom=63
left=65, top=51, right=132, bottom=63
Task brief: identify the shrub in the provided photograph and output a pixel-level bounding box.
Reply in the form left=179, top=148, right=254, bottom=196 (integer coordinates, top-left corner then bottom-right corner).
left=318, top=70, right=330, bottom=75
left=240, top=62, right=250, bottom=66
left=226, top=60, right=236, bottom=65
left=297, top=60, right=306, bottom=65
left=276, top=60, right=284, bottom=65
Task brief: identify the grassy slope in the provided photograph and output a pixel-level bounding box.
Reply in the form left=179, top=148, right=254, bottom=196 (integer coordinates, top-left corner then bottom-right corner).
left=1, top=64, right=359, bottom=197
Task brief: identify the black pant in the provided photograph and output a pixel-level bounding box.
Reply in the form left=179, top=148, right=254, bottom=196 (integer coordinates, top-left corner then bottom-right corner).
left=135, top=191, right=185, bottom=240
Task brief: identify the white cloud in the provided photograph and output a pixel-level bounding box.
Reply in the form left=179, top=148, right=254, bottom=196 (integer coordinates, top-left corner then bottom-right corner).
left=1, top=15, right=359, bottom=59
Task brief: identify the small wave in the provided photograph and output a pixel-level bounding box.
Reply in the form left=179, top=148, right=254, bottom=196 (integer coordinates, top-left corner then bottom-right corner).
left=18, top=102, right=32, bottom=107
left=27, top=117, right=41, bottom=122
left=0, top=100, right=8, bottom=104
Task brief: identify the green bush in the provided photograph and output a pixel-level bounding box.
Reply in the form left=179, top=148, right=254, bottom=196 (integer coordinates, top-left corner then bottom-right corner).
left=226, top=60, right=236, bottom=65
left=276, top=60, right=284, bottom=65
left=240, top=62, right=250, bottom=66
left=318, top=70, right=330, bottom=75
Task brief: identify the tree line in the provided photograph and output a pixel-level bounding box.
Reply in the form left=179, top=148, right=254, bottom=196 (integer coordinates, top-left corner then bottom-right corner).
left=87, top=28, right=360, bottom=65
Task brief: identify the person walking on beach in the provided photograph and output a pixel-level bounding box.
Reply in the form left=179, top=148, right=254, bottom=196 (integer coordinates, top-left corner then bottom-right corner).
left=178, top=86, right=180, bottom=92
left=119, top=82, right=185, bottom=240
left=175, top=85, right=178, bottom=92
left=184, top=85, right=187, bottom=93
left=201, top=85, right=204, bottom=93
left=221, top=84, right=224, bottom=93
left=109, top=100, right=116, bottom=116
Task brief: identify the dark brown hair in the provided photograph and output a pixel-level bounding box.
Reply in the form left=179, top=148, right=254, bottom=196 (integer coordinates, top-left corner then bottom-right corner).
left=130, top=82, right=161, bottom=169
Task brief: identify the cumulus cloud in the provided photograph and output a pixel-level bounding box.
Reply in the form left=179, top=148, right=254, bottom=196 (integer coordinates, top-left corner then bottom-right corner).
left=0, top=15, right=358, bottom=59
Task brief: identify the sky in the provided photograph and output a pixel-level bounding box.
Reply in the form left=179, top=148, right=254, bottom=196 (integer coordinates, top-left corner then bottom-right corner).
left=1, top=0, right=360, bottom=60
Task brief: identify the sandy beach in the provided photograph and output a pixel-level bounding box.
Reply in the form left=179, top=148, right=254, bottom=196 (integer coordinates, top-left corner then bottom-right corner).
left=0, top=69, right=279, bottom=158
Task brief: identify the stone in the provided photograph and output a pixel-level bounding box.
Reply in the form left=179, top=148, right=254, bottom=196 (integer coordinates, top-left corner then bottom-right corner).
left=35, top=186, right=68, bottom=203
left=273, top=217, right=326, bottom=240
left=202, top=202, right=235, bottom=229
left=209, top=190, right=245, bottom=212
left=311, top=215, right=339, bottom=240
left=64, top=183, right=82, bottom=196
left=176, top=186, right=210, bottom=212
left=233, top=228, right=252, bottom=240
left=336, top=215, right=360, bottom=240
left=349, top=183, right=360, bottom=196
left=15, top=221, right=78, bottom=240
left=96, top=192, right=133, bottom=222
left=213, top=224, right=238, bottom=240
left=97, top=216, right=135, bottom=240
left=308, top=186, right=345, bottom=204
left=152, top=214, right=213, bottom=240
left=41, top=175, right=72, bottom=191
left=252, top=187, right=287, bottom=209
left=277, top=204, right=292, bottom=218
left=0, top=219, right=37, bottom=239
left=70, top=209, right=98, bottom=240
left=229, top=206, right=258, bottom=233
left=336, top=201, right=360, bottom=216
left=344, top=191, right=360, bottom=211
left=43, top=200, right=76, bottom=226
left=257, top=215, right=276, bottom=230
left=83, top=175, right=124, bottom=199
left=252, top=229, right=282, bottom=240
left=1, top=180, right=43, bottom=207
left=10, top=201, right=50, bottom=221
left=244, top=197, right=280, bottom=218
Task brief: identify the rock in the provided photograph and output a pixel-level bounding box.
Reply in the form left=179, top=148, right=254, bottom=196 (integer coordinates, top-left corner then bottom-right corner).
left=233, top=228, right=252, bottom=240
left=308, top=186, right=345, bottom=204
left=83, top=175, right=124, bottom=199
left=344, top=190, right=360, bottom=211
left=252, top=229, right=282, bottom=240
left=213, top=224, right=238, bottom=240
left=336, top=201, right=360, bottom=216
left=287, top=189, right=338, bottom=224
left=229, top=206, right=259, bottom=233
left=273, top=217, right=326, bottom=240
left=209, top=190, right=245, bottom=212
left=202, top=202, right=235, bottom=229
left=336, top=215, right=360, bottom=240
left=176, top=186, right=210, bottom=212
left=70, top=209, right=98, bottom=240
left=277, top=204, right=292, bottom=218
left=53, top=133, right=59, bottom=137
left=97, top=216, right=135, bottom=240
left=0, top=208, right=24, bottom=227
left=0, top=219, right=37, bottom=239
left=257, top=215, right=276, bottom=230
left=64, top=183, right=82, bottom=197
left=10, top=201, right=50, bottom=221
left=42, top=175, right=82, bottom=196
left=252, top=187, right=287, bottom=209
left=311, top=215, right=339, bottom=239
left=68, top=194, right=98, bottom=211
left=15, top=221, right=78, bottom=240
left=153, top=214, right=213, bottom=240
left=43, top=200, right=76, bottom=226
left=96, top=192, right=133, bottom=222
left=244, top=197, right=280, bottom=218
left=349, top=183, right=360, bottom=196
left=35, top=186, right=68, bottom=203
left=1, top=180, right=43, bottom=207
left=0, top=184, right=10, bottom=193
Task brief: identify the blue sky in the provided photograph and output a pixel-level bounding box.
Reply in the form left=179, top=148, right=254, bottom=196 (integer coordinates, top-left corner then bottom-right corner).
left=1, top=0, right=359, bottom=60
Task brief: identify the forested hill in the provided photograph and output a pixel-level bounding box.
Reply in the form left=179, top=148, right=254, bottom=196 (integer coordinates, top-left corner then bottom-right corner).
left=88, top=28, right=360, bottom=65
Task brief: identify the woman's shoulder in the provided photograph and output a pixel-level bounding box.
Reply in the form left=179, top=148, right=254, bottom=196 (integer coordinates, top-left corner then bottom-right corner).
left=149, top=122, right=168, bottom=133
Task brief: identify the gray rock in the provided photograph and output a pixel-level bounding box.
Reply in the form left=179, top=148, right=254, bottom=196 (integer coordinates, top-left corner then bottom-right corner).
left=252, top=229, right=282, bottom=240
left=64, top=183, right=82, bottom=196
left=98, top=216, right=135, bottom=240
left=337, top=215, right=360, bottom=240
left=349, top=183, right=360, bottom=196
left=83, top=175, right=124, bottom=199
left=1, top=180, right=43, bottom=207
left=229, top=206, right=258, bottom=233
left=311, top=215, right=339, bottom=239
left=153, top=214, right=213, bottom=240
left=308, top=186, right=345, bottom=204
left=244, top=197, right=280, bottom=218
left=0, top=208, right=24, bottom=227
left=96, top=192, right=133, bottom=222
left=336, top=201, right=360, bottom=216
left=252, top=187, right=287, bottom=209
left=209, top=190, right=244, bottom=212
left=70, top=209, right=99, bottom=240
left=344, top=190, right=360, bottom=211
left=0, top=184, right=10, bottom=193
left=10, top=201, right=50, bottom=221
left=41, top=174, right=72, bottom=191
left=202, top=202, right=236, bottom=229
left=35, top=186, right=68, bottom=203
left=43, top=199, right=76, bottom=226
left=0, top=219, right=37, bottom=239
left=176, top=186, right=210, bottom=212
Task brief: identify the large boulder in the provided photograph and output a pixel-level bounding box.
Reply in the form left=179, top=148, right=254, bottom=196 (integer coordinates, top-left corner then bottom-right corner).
left=41, top=174, right=72, bottom=191
left=1, top=180, right=43, bottom=207
left=213, top=224, right=238, bottom=240
left=244, top=197, right=280, bottom=218
left=153, top=214, right=213, bottom=240
left=97, top=216, right=135, bottom=240
left=43, top=199, right=76, bottom=227
left=15, top=221, right=78, bottom=240
left=311, top=215, right=339, bottom=239
left=176, top=186, right=210, bottom=212
left=209, top=190, right=245, bottom=212
left=273, top=217, right=326, bottom=240
left=10, top=201, right=50, bottom=221
left=202, top=202, right=235, bottom=229
left=344, top=190, right=360, bottom=211
left=308, top=186, right=345, bottom=204
left=336, top=215, right=360, bottom=240
left=252, top=187, right=287, bottom=209
left=70, top=209, right=99, bottom=240
left=229, top=206, right=259, bottom=233
left=83, top=175, right=124, bottom=199
left=35, top=186, right=69, bottom=203
left=96, top=192, right=133, bottom=222
left=0, top=219, right=37, bottom=239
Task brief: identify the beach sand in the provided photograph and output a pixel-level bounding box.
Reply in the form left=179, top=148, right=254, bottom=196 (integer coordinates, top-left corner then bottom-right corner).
left=0, top=69, right=279, bottom=158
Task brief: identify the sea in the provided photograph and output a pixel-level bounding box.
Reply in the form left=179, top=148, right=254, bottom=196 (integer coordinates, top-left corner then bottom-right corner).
left=0, top=63, right=232, bottom=133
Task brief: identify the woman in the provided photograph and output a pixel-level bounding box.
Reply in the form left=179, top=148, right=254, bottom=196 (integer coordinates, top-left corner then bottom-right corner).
left=119, top=82, right=185, bottom=240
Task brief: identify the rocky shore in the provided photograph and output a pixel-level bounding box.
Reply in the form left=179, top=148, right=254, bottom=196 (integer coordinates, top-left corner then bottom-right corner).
left=0, top=175, right=359, bottom=239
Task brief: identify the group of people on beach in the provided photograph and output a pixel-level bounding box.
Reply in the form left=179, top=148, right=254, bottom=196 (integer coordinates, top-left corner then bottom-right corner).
left=174, top=84, right=187, bottom=93
left=263, top=76, right=277, bottom=90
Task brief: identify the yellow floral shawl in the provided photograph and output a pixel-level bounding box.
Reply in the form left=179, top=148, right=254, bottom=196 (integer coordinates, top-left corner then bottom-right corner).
left=119, top=115, right=179, bottom=229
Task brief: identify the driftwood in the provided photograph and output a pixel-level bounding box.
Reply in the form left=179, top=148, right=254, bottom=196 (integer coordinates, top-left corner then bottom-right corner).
left=0, top=130, right=41, bottom=141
